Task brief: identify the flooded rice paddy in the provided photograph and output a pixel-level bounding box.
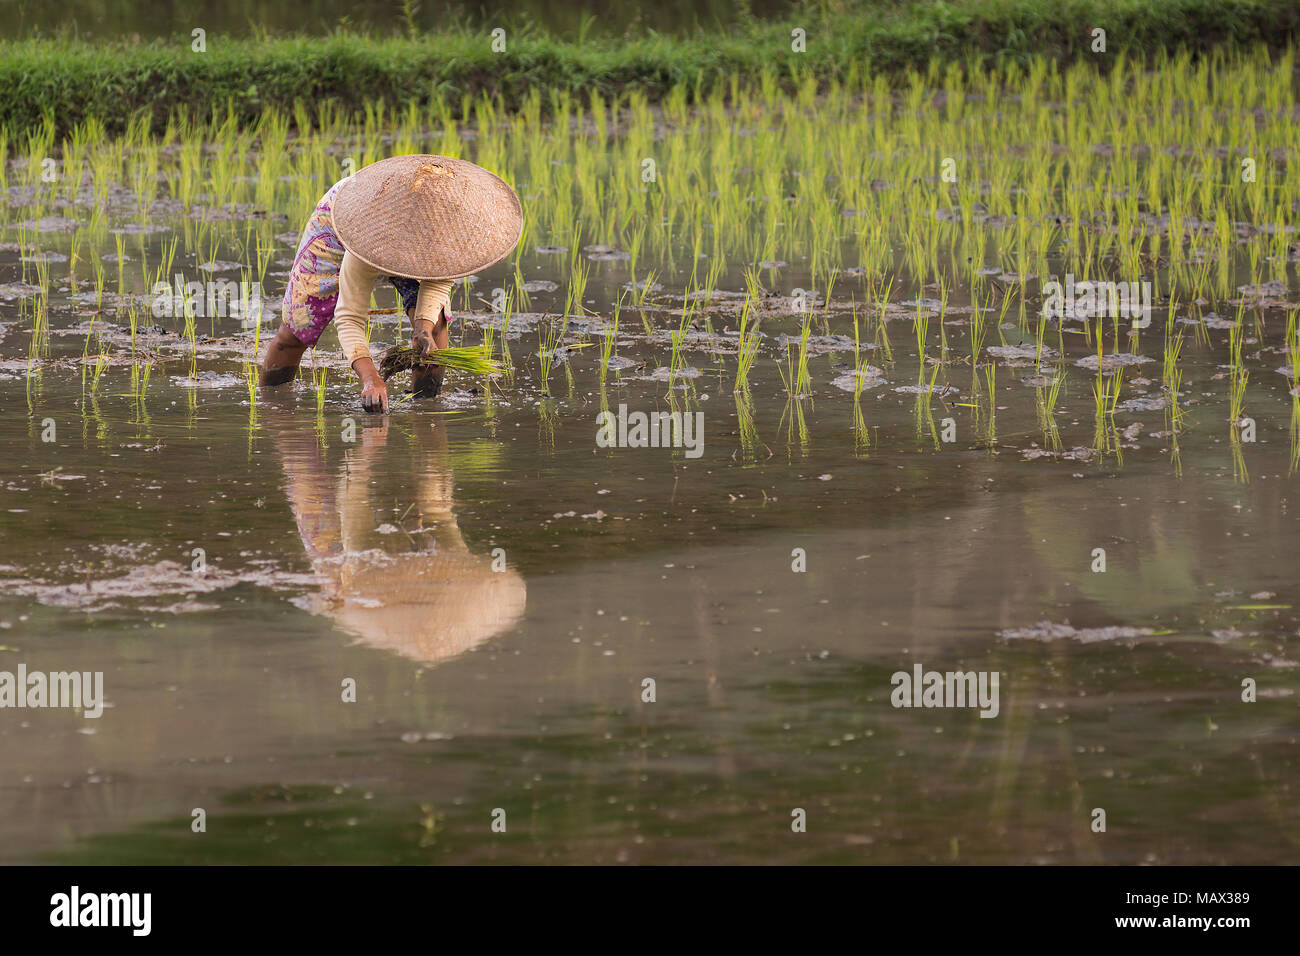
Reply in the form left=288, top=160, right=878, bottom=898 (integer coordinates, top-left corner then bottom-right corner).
left=0, top=54, right=1298, bottom=863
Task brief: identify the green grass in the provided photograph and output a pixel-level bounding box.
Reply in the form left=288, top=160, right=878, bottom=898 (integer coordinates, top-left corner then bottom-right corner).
left=3, top=0, right=1299, bottom=135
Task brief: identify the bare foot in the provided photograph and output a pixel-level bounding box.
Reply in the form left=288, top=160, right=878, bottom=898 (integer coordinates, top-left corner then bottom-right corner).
left=410, top=312, right=449, bottom=399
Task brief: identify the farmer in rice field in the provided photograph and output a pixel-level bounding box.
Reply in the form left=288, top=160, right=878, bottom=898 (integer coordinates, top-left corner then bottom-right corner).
left=259, top=154, right=522, bottom=412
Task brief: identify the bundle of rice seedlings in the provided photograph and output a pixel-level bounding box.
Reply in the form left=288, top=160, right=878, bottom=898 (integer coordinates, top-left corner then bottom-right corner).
left=378, top=345, right=504, bottom=382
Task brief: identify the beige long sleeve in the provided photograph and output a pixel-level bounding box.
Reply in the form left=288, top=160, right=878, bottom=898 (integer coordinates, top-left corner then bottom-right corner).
left=334, top=249, right=456, bottom=366
left=334, top=251, right=381, bottom=365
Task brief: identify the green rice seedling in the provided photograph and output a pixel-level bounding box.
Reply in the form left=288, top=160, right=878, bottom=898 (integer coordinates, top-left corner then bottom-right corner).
left=537, top=317, right=561, bottom=395
left=913, top=300, right=930, bottom=384
left=1092, top=346, right=1125, bottom=457
left=599, top=295, right=623, bottom=385
left=378, top=344, right=505, bottom=381
left=1163, top=328, right=1187, bottom=435
left=793, top=312, right=813, bottom=399
left=733, top=297, right=761, bottom=393
left=244, top=365, right=260, bottom=449
left=1284, top=309, right=1300, bottom=392
left=698, top=257, right=723, bottom=332
left=633, top=270, right=658, bottom=308
left=1228, top=320, right=1249, bottom=444
left=25, top=47, right=1289, bottom=459
left=668, top=326, right=687, bottom=389
left=598, top=318, right=620, bottom=388
left=308, top=356, right=328, bottom=413
left=497, top=309, right=515, bottom=384
left=969, top=288, right=989, bottom=364
left=89, top=343, right=110, bottom=394
left=29, top=257, right=51, bottom=361
left=777, top=339, right=796, bottom=397
left=476, top=317, right=500, bottom=399
left=0, top=122, right=9, bottom=195
left=936, top=279, right=950, bottom=358
left=874, top=277, right=894, bottom=363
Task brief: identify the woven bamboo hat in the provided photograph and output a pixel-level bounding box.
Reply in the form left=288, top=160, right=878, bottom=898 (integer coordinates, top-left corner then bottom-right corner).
left=332, top=154, right=523, bottom=281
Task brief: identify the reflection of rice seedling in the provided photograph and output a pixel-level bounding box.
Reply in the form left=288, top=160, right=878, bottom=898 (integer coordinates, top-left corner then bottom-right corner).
left=1036, top=367, right=1065, bottom=449
left=537, top=399, right=558, bottom=451
left=668, top=327, right=686, bottom=386
left=793, top=313, right=813, bottom=398
left=1284, top=309, right=1300, bottom=393
left=133, top=360, right=153, bottom=426
left=1231, top=427, right=1249, bottom=483
left=936, top=279, right=949, bottom=357
left=1091, top=342, right=1124, bottom=457
left=910, top=362, right=945, bottom=448
left=734, top=389, right=760, bottom=459
left=851, top=308, right=871, bottom=451
left=778, top=396, right=809, bottom=456
left=913, top=301, right=930, bottom=384
left=978, top=361, right=996, bottom=449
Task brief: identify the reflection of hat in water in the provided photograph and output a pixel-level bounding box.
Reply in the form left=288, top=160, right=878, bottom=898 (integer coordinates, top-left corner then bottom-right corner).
left=323, top=548, right=527, bottom=665
left=332, top=154, right=523, bottom=281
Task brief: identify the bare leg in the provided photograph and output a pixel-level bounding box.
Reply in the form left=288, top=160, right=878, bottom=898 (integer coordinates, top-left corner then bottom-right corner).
left=260, top=322, right=309, bottom=387
left=410, top=313, right=449, bottom=398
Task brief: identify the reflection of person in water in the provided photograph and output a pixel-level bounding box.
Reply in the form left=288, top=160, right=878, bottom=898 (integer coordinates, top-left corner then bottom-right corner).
left=272, top=417, right=526, bottom=665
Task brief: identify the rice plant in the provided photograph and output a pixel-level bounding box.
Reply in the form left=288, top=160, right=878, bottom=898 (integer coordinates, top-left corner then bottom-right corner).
left=537, top=317, right=561, bottom=395
left=733, top=297, right=761, bottom=393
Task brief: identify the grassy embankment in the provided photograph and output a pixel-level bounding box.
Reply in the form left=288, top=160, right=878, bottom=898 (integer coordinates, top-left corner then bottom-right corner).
left=1, top=0, right=1297, bottom=135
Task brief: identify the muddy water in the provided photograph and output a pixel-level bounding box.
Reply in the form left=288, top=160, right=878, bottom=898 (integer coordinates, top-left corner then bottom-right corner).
left=2, top=198, right=1300, bottom=863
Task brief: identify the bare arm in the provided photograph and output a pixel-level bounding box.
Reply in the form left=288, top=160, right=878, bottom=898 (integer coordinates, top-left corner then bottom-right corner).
left=336, top=251, right=387, bottom=412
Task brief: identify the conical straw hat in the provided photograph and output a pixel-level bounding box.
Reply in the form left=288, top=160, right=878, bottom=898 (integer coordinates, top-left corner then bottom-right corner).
left=332, top=154, right=523, bottom=281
